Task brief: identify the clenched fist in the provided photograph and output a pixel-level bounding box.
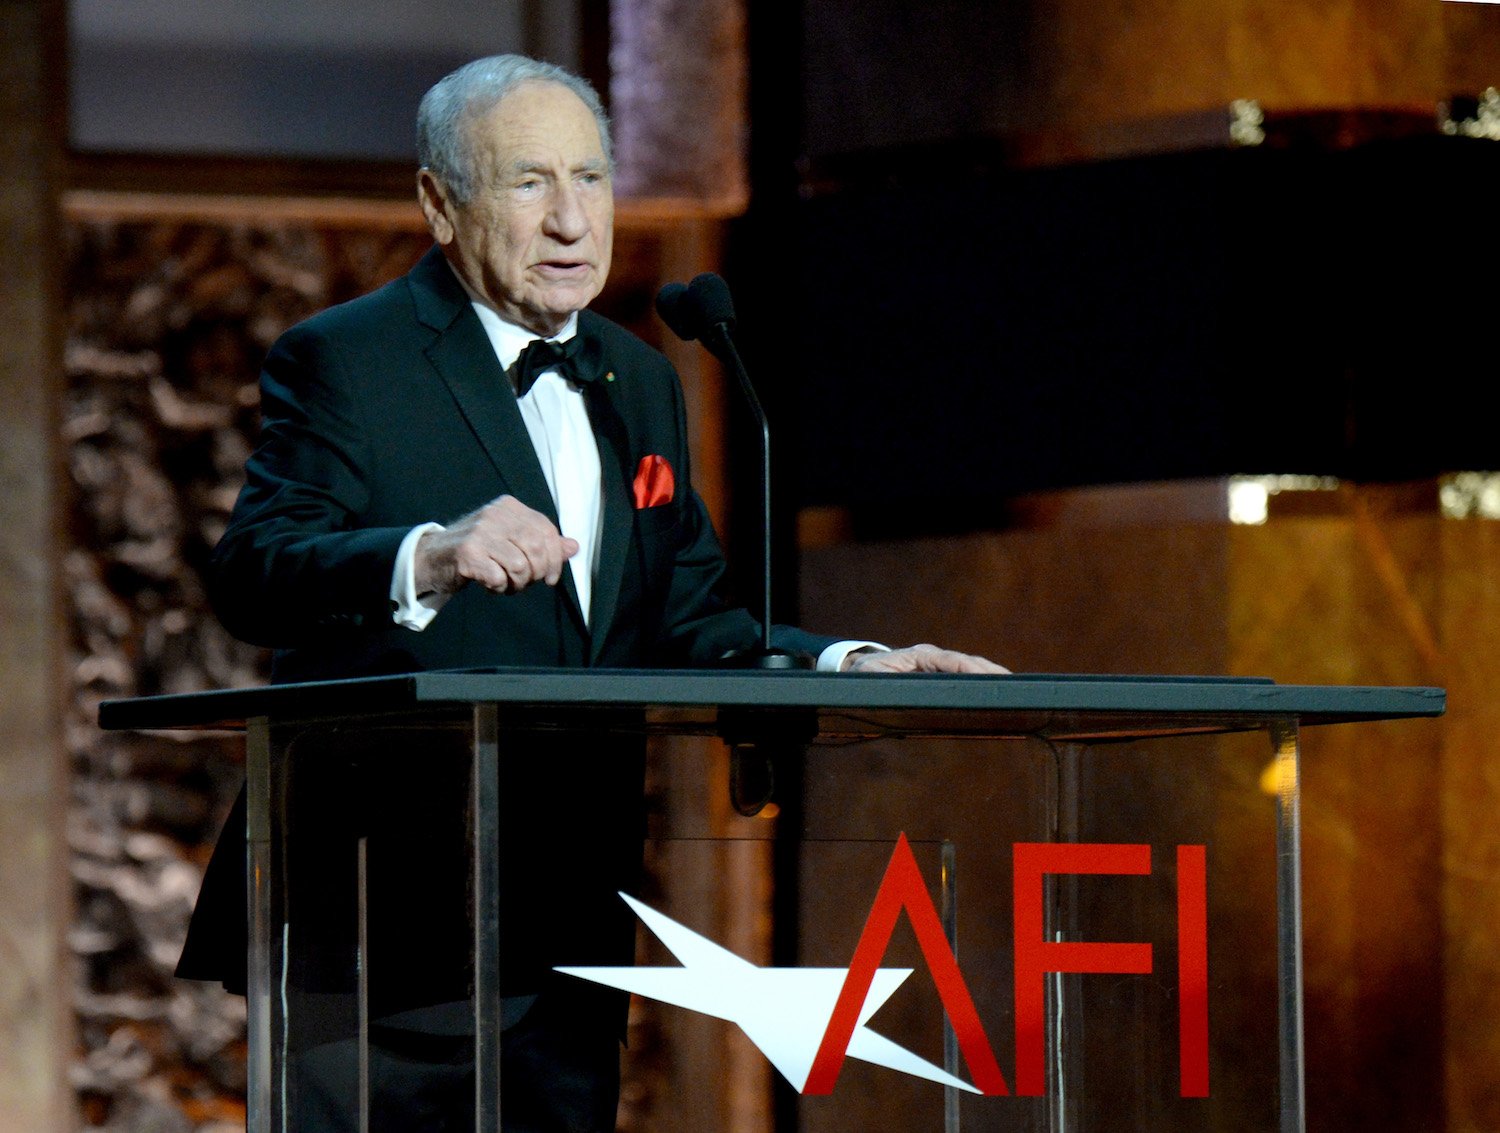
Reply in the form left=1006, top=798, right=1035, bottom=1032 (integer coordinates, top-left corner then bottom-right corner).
left=414, top=495, right=578, bottom=598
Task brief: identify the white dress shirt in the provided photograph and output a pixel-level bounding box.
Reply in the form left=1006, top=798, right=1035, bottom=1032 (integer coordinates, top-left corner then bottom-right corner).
left=391, top=292, right=599, bottom=628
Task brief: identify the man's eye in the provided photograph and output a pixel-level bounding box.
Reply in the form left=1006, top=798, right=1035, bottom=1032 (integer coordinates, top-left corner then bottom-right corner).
left=515, top=180, right=542, bottom=195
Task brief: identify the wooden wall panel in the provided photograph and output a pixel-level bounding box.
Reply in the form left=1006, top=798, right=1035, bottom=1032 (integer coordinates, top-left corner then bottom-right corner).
left=1225, top=495, right=1445, bottom=1130
left=799, top=511, right=1230, bottom=678
left=1438, top=516, right=1500, bottom=1133
left=1355, top=0, right=1447, bottom=105
left=797, top=480, right=1484, bottom=1130
left=802, top=0, right=1493, bottom=164
left=1443, top=2, right=1500, bottom=98
left=1034, top=0, right=1232, bottom=123
left=0, top=1, right=72, bottom=1129
left=1230, top=0, right=1365, bottom=106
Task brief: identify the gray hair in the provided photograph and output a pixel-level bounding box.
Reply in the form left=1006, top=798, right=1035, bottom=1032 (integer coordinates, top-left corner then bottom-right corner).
left=417, top=55, right=614, bottom=204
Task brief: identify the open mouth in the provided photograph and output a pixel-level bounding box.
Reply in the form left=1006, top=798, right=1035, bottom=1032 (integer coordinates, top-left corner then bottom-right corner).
left=536, top=260, right=590, bottom=277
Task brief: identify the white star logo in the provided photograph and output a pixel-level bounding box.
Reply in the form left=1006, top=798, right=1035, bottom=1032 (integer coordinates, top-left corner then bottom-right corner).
left=557, top=893, right=981, bottom=1094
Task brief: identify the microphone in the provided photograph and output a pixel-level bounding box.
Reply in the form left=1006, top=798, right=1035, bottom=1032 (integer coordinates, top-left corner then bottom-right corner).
left=658, top=274, right=814, bottom=816
left=652, top=274, right=737, bottom=341
left=686, top=272, right=736, bottom=334
left=654, top=281, right=696, bottom=341
left=655, top=273, right=811, bottom=672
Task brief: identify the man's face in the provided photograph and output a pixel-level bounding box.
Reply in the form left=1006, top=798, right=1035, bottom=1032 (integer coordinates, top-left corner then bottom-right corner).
left=420, top=81, right=614, bottom=337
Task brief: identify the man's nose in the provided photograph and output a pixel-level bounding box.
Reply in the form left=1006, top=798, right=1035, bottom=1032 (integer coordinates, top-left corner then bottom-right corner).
left=545, top=183, right=590, bottom=241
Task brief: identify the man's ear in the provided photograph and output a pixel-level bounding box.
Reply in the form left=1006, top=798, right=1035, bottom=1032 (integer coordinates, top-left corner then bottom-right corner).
left=417, top=170, right=455, bottom=245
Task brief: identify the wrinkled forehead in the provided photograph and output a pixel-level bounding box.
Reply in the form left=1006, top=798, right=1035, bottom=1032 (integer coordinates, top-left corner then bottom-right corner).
left=462, top=81, right=607, bottom=174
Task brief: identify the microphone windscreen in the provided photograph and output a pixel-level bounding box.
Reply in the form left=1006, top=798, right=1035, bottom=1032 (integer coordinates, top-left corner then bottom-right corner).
left=654, top=281, right=699, bottom=341
left=687, top=272, right=736, bottom=332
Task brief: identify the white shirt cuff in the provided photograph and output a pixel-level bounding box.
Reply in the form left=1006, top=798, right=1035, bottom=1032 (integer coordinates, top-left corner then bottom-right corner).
left=390, top=522, right=449, bottom=631
left=817, top=640, right=889, bottom=673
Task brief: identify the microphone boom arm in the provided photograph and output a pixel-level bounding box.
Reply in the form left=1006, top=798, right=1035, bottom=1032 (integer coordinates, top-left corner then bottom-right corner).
left=656, top=272, right=810, bottom=670
left=703, top=322, right=774, bottom=659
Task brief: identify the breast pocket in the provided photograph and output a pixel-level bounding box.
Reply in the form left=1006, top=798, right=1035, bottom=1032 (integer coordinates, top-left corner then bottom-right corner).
left=632, top=499, right=687, bottom=597
left=634, top=501, right=683, bottom=539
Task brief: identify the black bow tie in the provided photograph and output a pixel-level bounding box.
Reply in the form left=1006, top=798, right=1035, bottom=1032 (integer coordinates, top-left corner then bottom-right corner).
left=512, top=334, right=602, bottom=398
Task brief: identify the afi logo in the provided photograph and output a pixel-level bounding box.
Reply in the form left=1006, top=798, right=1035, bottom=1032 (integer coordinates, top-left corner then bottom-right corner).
left=560, top=834, right=1209, bottom=1098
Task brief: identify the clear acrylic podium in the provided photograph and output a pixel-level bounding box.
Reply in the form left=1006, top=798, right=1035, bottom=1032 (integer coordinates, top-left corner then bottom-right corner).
left=100, top=670, right=1444, bottom=1133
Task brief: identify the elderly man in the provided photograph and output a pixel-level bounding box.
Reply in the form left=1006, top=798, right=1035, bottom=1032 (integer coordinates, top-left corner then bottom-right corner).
left=181, top=54, right=1004, bottom=1132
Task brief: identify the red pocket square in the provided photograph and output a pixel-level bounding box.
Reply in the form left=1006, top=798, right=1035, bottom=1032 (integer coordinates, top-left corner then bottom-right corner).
left=632, top=454, right=675, bottom=509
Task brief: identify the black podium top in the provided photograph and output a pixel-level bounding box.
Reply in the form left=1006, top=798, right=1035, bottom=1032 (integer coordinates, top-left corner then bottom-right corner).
left=97, top=670, right=1445, bottom=744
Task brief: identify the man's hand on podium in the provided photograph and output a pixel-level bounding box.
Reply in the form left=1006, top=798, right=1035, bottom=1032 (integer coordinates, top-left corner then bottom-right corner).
left=841, top=643, right=1010, bottom=674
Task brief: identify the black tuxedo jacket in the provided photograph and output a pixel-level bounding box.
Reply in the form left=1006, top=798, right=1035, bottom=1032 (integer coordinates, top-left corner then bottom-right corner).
left=180, top=246, right=834, bottom=1001
left=209, top=244, right=830, bottom=678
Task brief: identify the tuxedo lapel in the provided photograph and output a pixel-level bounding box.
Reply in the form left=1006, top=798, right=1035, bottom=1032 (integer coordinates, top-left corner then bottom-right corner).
left=408, top=249, right=590, bottom=632
left=585, top=365, right=634, bottom=659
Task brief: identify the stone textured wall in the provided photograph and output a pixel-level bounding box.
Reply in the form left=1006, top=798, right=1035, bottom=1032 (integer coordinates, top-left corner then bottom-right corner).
left=63, top=218, right=432, bottom=1130
left=61, top=206, right=736, bottom=1132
